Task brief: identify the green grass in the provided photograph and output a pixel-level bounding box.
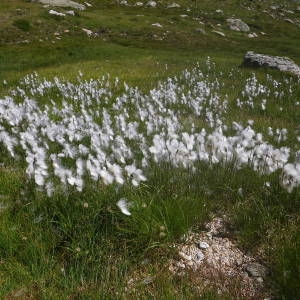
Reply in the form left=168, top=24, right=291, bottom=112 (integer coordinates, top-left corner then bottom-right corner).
left=0, top=0, right=300, bottom=298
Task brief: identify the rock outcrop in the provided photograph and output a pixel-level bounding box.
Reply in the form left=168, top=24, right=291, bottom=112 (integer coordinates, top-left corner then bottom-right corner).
left=242, top=51, right=300, bottom=76
left=34, top=0, right=85, bottom=10
left=227, top=18, right=250, bottom=32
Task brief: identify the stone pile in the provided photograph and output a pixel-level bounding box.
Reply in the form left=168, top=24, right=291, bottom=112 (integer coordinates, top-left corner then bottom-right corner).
left=168, top=217, right=269, bottom=298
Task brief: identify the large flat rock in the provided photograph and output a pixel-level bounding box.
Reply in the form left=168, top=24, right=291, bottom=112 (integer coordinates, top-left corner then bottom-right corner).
left=242, top=51, right=300, bottom=76
left=34, top=0, right=85, bottom=10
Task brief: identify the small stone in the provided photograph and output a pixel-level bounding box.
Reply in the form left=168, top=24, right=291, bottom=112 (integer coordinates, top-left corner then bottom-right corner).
left=143, top=276, right=154, bottom=284
left=152, top=23, right=163, bottom=28
left=187, top=260, right=194, bottom=266
left=282, top=9, right=294, bottom=14
left=246, top=262, right=267, bottom=278
left=256, top=276, right=264, bottom=283
left=65, top=10, right=75, bottom=16
left=49, top=9, right=66, bottom=17
left=206, top=232, right=212, bottom=239
left=178, top=251, right=192, bottom=261
left=176, top=261, right=186, bottom=269
left=82, top=28, right=93, bottom=36
left=198, top=241, right=210, bottom=249
left=212, top=30, right=225, bottom=37
left=285, top=18, right=295, bottom=24
left=195, top=28, right=206, bottom=34
left=248, top=32, right=258, bottom=38
left=195, top=251, right=205, bottom=261
left=236, top=258, right=243, bottom=266
left=167, top=3, right=180, bottom=9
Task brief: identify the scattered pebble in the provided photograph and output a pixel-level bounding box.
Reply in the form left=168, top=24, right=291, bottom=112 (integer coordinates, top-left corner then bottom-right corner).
left=167, top=3, right=180, bottom=9
left=212, top=30, right=225, bottom=37
left=82, top=28, right=93, bottom=36
left=248, top=32, right=258, bottom=38
left=198, top=241, right=210, bottom=249
left=195, top=251, right=205, bottom=261
left=195, top=28, right=206, bottom=34
left=152, top=23, right=162, bottom=28
left=178, top=251, right=192, bottom=261
left=65, top=10, right=75, bottom=15
left=143, top=276, right=154, bottom=284
left=49, top=9, right=66, bottom=16
left=284, top=18, right=295, bottom=24
left=168, top=217, right=269, bottom=298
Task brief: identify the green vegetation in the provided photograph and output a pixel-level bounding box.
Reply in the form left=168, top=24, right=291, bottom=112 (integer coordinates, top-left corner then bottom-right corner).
left=12, top=19, right=31, bottom=32
left=0, top=0, right=299, bottom=299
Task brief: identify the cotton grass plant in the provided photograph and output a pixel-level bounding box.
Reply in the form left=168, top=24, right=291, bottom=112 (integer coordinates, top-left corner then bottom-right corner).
left=0, top=63, right=299, bottom=196
left=0, top=61, right=299, bottom=298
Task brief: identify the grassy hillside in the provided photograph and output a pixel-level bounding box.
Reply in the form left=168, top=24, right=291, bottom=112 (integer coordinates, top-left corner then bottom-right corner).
left=0, top=0, right=299, bottom=299
left=1, top=0, right=299, bottom=88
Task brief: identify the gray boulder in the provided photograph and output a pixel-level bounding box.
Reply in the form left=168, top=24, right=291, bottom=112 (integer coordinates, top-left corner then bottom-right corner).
left=167, top=3, right=180, bottom=9
left=242, top=51, right=300, bottom=76
left=34, top=0, right=85, bottom=10
left=146, top=1, right=157, bottom=7
left=227, top=18, right=250, bottom=32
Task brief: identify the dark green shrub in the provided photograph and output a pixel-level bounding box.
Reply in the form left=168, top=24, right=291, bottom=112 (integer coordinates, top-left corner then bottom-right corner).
left=13, top=19, right=31, bottom=32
